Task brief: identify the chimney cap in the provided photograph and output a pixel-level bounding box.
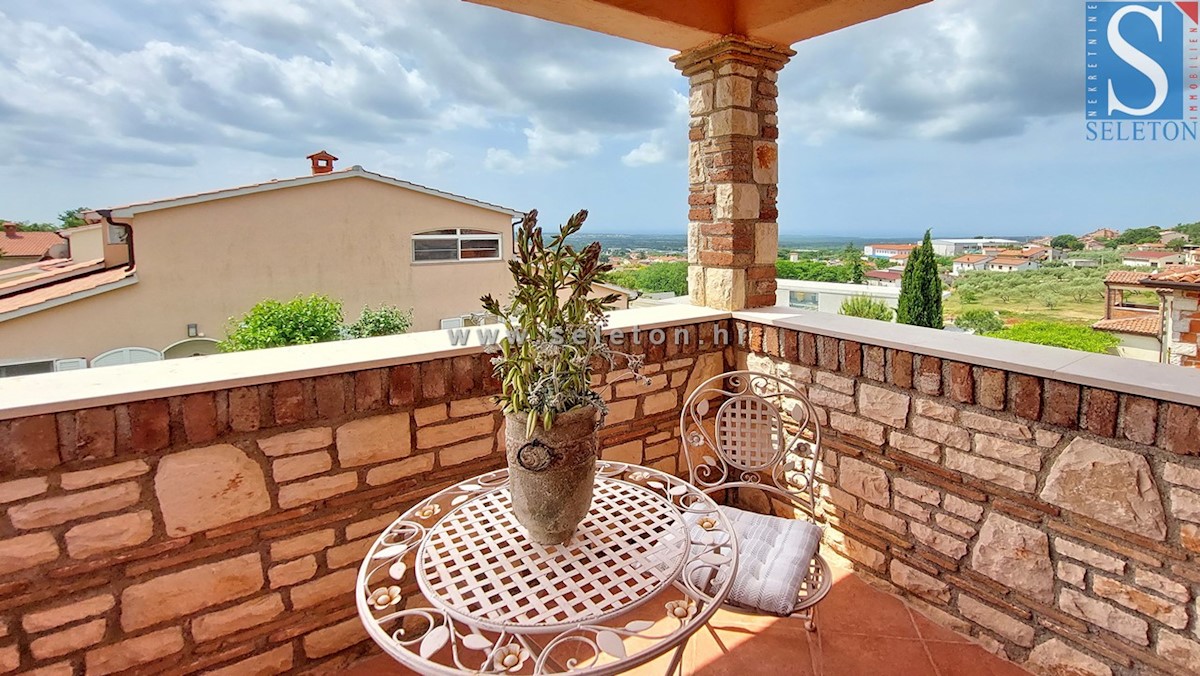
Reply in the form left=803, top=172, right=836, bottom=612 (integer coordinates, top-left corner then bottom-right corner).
left=307, top=150, right=338, bottom=175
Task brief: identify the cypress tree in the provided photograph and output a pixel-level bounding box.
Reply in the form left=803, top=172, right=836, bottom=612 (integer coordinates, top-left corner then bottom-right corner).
left=897, top=230, right=944, bottom=329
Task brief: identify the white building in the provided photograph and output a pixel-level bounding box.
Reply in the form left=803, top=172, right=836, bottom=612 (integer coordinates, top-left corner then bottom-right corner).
left=775, top=279, right=902, bottom=316
left=985, top=257, right=1038, bottom=272
left=931, top=238, right=1020, bottom=257
left=863, top=243, right=916, bottom=258
left=951, top=254, right=993, bottom=275
left=1122, top=251, right=1184, bottom=268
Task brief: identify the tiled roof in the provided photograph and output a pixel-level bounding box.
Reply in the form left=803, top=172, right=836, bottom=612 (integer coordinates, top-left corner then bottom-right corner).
left=0, top=230, right=63, bottom=257
left=106, top=166, right=522, bottom=218
left=988, top=258, right=1029, bottom=266
left=865, top=270, right=902, bottom=280
left=1144, top=265, right=1200, bottom=287
left=953, top=255, right=991, bottom=263
left=1093, top=315, right=1162, bottom=337
left=0, top=267, right=135, bottom=316
left=1104, top=270, right=1151, bottom=284
left=0, top=258, right=104, bottom=294
left=1123, top=250, right=1179, bottom=260
left=869, top=244, right=916, bottom=250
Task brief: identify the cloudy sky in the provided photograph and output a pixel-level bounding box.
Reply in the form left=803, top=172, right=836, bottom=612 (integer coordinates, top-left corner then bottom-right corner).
left=0, top=0, right=1195, bottom=238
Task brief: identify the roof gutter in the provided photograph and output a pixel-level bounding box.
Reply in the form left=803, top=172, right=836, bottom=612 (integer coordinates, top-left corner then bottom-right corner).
left=97, top=209, right=135, bottom=271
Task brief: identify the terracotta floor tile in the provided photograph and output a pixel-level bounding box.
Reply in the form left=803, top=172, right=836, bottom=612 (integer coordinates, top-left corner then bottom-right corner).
left=342, top=560, right=1029, bottom=676
left=816, top=632, right=936, bottom=676
left=925, top=640, right=1033, bottom=676
left=813, top=573, right=921, bottom=639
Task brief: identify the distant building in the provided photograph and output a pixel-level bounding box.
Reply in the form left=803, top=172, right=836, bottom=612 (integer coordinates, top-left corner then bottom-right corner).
left=1160, top=231, right=1188, bottom=245
left=864, top=270, right=902, bottom=287
left=888, top=252, right=910, bottom=268
left=985, top=257, right=1038, bottom=273
left=931, top=238, right=1019, bottom=257
left=1065, top=258, right=1099, bottom=268
left=1122, top=250, right=1184, bottom=268
left=863, top=243, right=916, bottom=258
left=951, top=254, right=993, bottom=275
left=1083, top=228, right=1120, bottom=241
left=0, top=223, right=67, bottom=270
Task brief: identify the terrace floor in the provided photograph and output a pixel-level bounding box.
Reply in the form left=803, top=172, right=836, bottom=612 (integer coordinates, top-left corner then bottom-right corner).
left=344, top=556, right=1032, bottom=676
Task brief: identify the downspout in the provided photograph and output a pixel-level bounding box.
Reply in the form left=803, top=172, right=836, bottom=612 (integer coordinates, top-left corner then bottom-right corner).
left=1156, top=289, right=1170, bottom=364
left=97, top=209, right=135, bottom=271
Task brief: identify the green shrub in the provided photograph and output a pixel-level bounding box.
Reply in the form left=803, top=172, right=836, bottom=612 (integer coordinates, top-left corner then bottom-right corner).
left=220, top=295, right=344, bottom=352
left=348, top=305, right=412, bottom=338
left=839, top=296, right=894, bottom=322
left=602, top=262, right=688, bottom=296
left=955, top=309, right=1004, bottom=334
left=984, top=321, right=1119, bottom=354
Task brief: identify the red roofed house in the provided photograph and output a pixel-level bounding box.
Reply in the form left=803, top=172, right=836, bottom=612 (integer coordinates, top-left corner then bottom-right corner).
left=1094, top=269, right=1161, bottom=361
left=864, top=270, right=901, bottom=287
left=0, top=153, right=522, bottom=376
left=1122, top=250, right=1184, bottom=268
left=0, top=223, right=68, bottom=270
left=951, top=254, right=993, bottom=275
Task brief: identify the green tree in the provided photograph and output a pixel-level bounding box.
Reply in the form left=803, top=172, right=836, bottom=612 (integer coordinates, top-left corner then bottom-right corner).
left=897, top=230, right=943, bottom=329
left=776, top=260, right=850, bottom=283
left=220, top=295, right=345, bottom=352
left=348, top=305, right=412, bottom=338
left=839, top=296, right=894, bottom=322
left=602, top=261, right=688, bottom=296
left=1113, top=227, right=1162, bottom=245
left=58, top=207, right=89, bottom=229
left=1051, top=234, right=1084, bottom=251
left=955, top=309, right=1004, bottom=333
left=845, top=246, right=866, bottom=284
left=986, top=321, right=1119, bottom=354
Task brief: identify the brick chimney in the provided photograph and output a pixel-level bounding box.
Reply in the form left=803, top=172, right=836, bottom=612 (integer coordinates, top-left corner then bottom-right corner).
left=3, top=222, right=17, bottom=238
left=306, top=150, right=338, bottom=175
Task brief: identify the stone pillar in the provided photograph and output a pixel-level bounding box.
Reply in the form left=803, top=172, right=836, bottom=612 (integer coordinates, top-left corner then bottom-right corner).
left=673, top=36, right=793, bottom=310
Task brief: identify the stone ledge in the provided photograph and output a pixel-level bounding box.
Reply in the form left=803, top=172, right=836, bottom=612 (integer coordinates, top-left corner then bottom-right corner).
left=734, top=308, right=1200, bottom=408
left=0, top=306, right=730, bottom=421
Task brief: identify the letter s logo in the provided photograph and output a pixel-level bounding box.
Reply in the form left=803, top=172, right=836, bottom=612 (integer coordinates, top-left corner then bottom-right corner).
left=1107, top=5, right=1170, bottom=116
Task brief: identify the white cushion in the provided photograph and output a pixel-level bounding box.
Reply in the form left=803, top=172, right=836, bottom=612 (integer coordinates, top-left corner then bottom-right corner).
left=717, top=505, right=822, bottom=616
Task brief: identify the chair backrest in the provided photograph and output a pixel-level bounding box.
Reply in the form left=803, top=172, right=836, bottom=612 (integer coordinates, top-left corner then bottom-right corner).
left=680, top=370, right=822, bottom=520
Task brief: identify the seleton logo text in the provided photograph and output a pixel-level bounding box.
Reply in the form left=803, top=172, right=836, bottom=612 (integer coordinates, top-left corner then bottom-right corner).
left=1086, top=2, right=1199, bottom=141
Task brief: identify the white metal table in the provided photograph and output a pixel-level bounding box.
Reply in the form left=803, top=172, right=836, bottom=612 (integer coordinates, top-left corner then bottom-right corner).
left=356, top=462, right=738, bottom=675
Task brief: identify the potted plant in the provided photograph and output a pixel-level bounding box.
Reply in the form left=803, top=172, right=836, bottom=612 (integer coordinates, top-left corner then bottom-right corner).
left=482, top=209, right=642, bottom=544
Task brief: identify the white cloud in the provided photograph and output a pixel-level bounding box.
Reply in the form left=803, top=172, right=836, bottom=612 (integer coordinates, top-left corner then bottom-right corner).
left=424, top=148, right=453, bottom=171
left=484, top=148, right=524, bottom=173
left=621, top=141, right=665, bottom=166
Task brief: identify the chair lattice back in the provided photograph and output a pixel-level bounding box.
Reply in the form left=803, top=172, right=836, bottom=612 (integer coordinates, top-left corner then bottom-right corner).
left=715, top=395, right=784, bottom=471
left=680, top=370, right=822, bottom=520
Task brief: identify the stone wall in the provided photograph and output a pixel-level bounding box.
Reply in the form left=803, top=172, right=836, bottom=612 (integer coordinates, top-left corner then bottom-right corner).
left=1169, top=289, right=1200, bottom=368
left=0, top=319, right=726, bottom=675
left=736, top=317, right=1200, bottom=676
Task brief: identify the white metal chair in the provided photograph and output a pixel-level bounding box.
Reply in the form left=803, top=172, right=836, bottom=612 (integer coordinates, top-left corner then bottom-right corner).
left=679, top=370, right=832, bottom=629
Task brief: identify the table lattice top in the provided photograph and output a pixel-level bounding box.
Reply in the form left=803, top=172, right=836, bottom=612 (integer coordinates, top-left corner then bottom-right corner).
left=416, top=478, right=688, bottom=634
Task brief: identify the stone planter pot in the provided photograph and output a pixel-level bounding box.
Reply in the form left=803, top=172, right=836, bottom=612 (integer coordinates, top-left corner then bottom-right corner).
left=505, top=405, right=600, bottom=545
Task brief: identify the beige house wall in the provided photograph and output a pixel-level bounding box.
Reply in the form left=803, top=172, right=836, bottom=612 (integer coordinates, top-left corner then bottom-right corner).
left=0, top=177, right=515, bottom=363
left=1112, top=332, right=1161, bottom=362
